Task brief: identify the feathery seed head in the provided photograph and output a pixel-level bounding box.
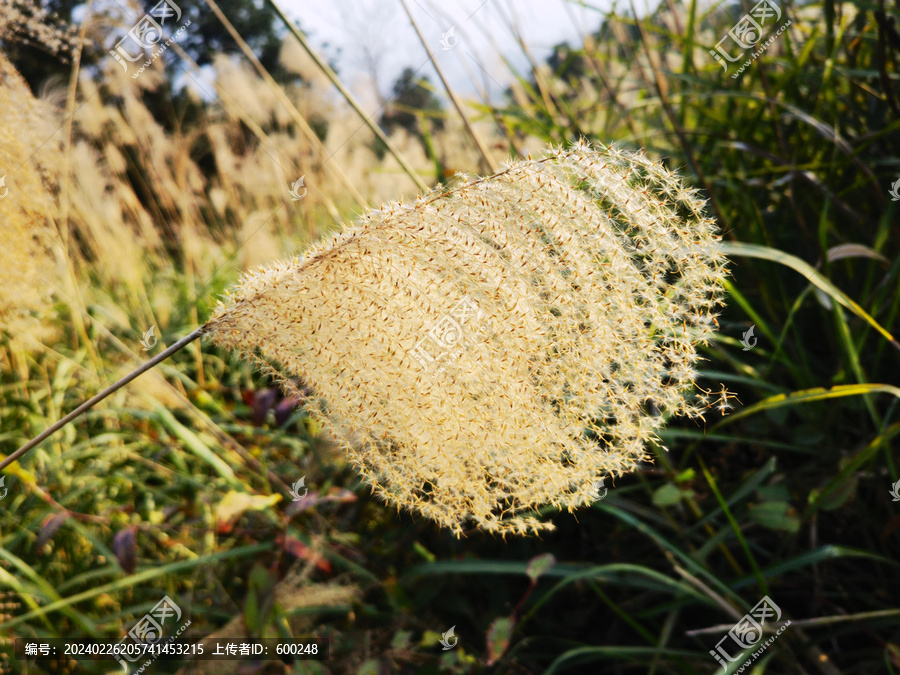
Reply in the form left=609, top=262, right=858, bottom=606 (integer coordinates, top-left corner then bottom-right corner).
left=210, top=141, right=730, bottom=536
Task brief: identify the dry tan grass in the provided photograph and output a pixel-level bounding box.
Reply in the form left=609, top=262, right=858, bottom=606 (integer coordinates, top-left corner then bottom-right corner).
left=0, top=0, right=78, bottom=58
left=209, top=141, right=729, bottom=536
left=0, top=51, right=63, bottom=348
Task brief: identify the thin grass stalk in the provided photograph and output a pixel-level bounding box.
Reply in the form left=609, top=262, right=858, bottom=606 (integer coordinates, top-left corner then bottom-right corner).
left=628, top=0, right=727, bottom=230
left=561, top=9, right=641, bottom=141
left=0, top=327, right=208, bottom=471
left=262, top=0, right=429, bottom=192
left=398, top=0, right=499, bottom=174
left=203, top=0, right=368, bottom=208
left=495, top=1, right=571, bottom=131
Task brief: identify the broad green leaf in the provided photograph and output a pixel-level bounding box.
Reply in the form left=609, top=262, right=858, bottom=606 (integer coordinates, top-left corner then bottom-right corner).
left=748, top=502, right=800, bottom=533
left=652, top=483, right=683, bottom=507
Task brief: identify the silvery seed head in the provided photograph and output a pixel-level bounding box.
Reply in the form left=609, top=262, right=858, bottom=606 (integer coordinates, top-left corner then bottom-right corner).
left=210, top=140, right=729, bottom=536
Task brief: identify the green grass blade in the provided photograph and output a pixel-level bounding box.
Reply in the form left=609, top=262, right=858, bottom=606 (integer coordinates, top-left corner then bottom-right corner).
left=720, top=241, right=899, bottom=350
left=713, top=384, right=900, bottom=427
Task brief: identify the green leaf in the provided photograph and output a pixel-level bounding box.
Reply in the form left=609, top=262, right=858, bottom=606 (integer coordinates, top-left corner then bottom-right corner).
left=713, top=384, right=900, bottom=427
left=652, top=483, right=683, bottom=507
left=526, top=553, right=556, bottom=582
left=748, top=502, right=800, bottom=533
left=674, top=468, right=696, bottom=483
left=486, top=616, right=514, bottom=666
left=756, top=484, right=791, bottom=502
left=244, top=564, right=276, bottom=637
left=719, top=241, right=899, bottom=350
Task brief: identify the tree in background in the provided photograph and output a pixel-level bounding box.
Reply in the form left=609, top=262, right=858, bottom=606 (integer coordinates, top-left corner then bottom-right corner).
left=377, top=66, right=445, bottom=162
left=3, top=0, right=295, bottom=91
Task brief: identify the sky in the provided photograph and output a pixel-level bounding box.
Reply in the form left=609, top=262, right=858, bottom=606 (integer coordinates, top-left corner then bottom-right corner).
left=277, top=0, right=615, bottom=107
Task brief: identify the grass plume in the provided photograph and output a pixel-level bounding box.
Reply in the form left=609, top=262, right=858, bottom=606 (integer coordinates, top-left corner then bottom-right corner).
left=209, top=141, right=729, bottom=536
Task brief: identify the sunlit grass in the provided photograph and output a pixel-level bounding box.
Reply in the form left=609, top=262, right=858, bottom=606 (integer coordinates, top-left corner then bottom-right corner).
left=1, top=0, right=899, bottom=672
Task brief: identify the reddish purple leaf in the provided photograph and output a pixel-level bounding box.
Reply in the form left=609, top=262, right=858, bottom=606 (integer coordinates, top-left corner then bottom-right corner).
left=252, top=388, right=278, bottom=425
left=113, top=526, right=137, bottom=574
left=34, top=513, right=69, bottom=554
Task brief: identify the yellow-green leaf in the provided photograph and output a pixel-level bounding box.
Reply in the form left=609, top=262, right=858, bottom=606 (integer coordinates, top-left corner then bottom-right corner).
left=720, top=242, right=899, bottom=350
left=215, top=491, right=281, bottom=528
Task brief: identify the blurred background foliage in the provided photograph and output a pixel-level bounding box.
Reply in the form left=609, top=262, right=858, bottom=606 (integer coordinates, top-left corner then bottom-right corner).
left=0, top=0, right=899, bottom=672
